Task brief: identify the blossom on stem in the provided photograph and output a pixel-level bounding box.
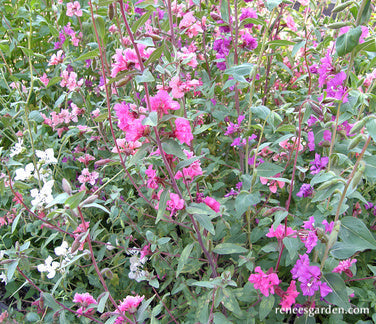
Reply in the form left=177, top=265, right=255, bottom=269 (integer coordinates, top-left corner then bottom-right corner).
left=280, top=280, right=299, bottom=310
left=66, top=1, right=83, bottom=17
left=174, top=118, right=193, bottom=146
left=248, top=267, right=280, bottom=297
left=204, top=196, right=220, bottom=213
left=332, top=258, right=357, bottom=277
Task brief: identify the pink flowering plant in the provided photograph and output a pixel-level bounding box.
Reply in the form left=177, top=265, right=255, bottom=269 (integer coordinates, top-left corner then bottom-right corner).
left=0, top=0, right=376, bottom=322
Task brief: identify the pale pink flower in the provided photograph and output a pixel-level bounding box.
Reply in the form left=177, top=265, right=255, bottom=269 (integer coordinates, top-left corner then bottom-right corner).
left=40, top=73, right=49, bottom=87
left=48, top=50, right=64, bottom=66
left=266, top=224, right=296, bottom=241
left=78, top=168, right=99, bottom=186
left=179, top=11, right=196, bottom=29
left=66, top=1, right=83, bottom=17
left=285, top=16, right=297, bottom=32
left=260, top=174, right=285, bottom=193
left=73, top=292, right=97, bottom=316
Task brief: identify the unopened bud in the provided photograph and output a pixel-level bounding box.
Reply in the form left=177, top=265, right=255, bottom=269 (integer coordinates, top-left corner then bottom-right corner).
left=95, top=159, right=114, bottom=166
left=108, top=3, right=114, bottom=20
left=332, top=1, right=353, bottom=13
left=351, top=161, right=365, bottom=190
left=349, top=119, right=367, bottom=135
left=83, top=250, right=91, bottom=261
left=62, top=178, right=72, bottom=195
left=310, top=102, right=323, bottom=117
left=327, top=22, right=351, bottom=29
left=116, top=75, right=133, bottom=87
left=348, top=134, right=364, bottom=150
left=327, top=221, right=341, bottom=249
left=79, top=195, right=98, bottom=207
left=317, top=178, right=341, bottom=191
left=101, top=268, right=114, bottom=279
left=0, top=259, right=16, bottom=265
left=210, top=12, right=222, bottom=21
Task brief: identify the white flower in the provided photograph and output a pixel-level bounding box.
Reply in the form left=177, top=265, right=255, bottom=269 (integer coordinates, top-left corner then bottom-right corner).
left=128, top=252, right=148, bottom=282
left=35, top=167, right=52, bottom=183
left=54, top=241, right=69, bottom=257
left=14, top=163, right=35, bottom=181
left=30, top=180, right=54, bottom=208
left=0, top=272, right=7, bottom=284
left=10, top=139, right=24, bottom=157
left=37, top=256, right=60, bottom=279
left=35, top=148, right=57, bottom=165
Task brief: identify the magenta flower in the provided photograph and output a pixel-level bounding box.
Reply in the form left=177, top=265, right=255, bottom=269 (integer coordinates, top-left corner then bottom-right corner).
left=150, top=90, right=180, bottom=116
left=204, top=197, right=220, bottom=213
left=266, top=224, right=296, bottom=241
left=309, top=153, right=329, bottom=175
left=307, top=131, right=315, bottom=151
left=248, top=267, right=280, bottom=297
left=280, top=280, right=299, bottom=310
left=297, top=184, right=313, bottom=198
left=174, top=118, right=193, bottom=145
left=332, top=258, right=357, bottom=277
left=239, top=7, right=257, bottom=28
left=73, top=292, right=97, bottom=316
left=167, top=193, right=185, bottom=214
left=115, top=295, right=144, bottom=323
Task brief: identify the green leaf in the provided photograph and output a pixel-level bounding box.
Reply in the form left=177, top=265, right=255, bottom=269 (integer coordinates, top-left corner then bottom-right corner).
left=176, top=243, right=194, bottom=278
left=331, top=217, right=376, bottom=259
left=193, top=213, right=215, bottom=235
left=47, top=76, right=62, bottom=88
left=364, top=156, right=376, bottom=179
left=7, top=260, right=19, bottom=283
left=65, top=191, right=86, bottom=209
left=222, top=288, right=242, bottom=316
left=128, top=143, right=150, bottom=167
left=74, top=49, right=100, bottom=62
left=135, top=68, right=155, bottom=84
left=225, top=63, right=254, bottom=83
left=265, top=0, right=282, bottom=11
left=275, top=124, right=296, bottom=132
left=97, top=292, right=109, bottom=313
left=11, top=212, right=22, bottom=233
left=360, top=0, right=371, bottom=25
left=213, top=243, right=248, bottom=255
left=283, top=237, right=302, bottom=261
left=161, top=139, right=187, bottom=159
left=292, top=40, right=306, bottom=57
left=95, top=16, right=106, bottom=40
left=82, top=203, right=110, bottom=214
left=191, top=278, right=222, bottom=289
left=142, top=111, right=158, bottom=127
left=144, top=45, right=164, bottom=66
left=257, top=162, right=284, bottom=177
left=26, top=312, right=40, bottom=322
left=235, top=192, right=261, bottom=215
left=29, top=110, right=44, bottom=123
left=259, top=295, right=275, bottom=321
left=186, top=203, right=217, bottom=217
left=176, top=155, right=203, bottom=170
left=251, top=105, right=270, bottom=120
left=156, top=189, right=168, bottom=224
left=132, top=10, right=153, bottom=33
left=335, top=26, right=362, bottom=56
left=321, top=273, right=351, bottom=309
left=267, top=40, right=295, bottom=47
left=366, top=119, right=376, bottom=143
left=220, top=0, right=230, bottom=23
left=42, top=292, right=61, bottom=311
left=354, top=39, right=376, bottom=53
left=136, top=295, right=155, bottom=323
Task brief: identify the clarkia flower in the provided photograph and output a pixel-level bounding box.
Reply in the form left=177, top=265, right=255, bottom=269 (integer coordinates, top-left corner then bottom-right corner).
left=248, top=267, right=280, bottom=297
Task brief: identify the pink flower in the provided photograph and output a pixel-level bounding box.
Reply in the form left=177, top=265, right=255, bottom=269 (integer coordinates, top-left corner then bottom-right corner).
left=48, top=50, right=64, bottom=66
left=260, top=174, right=285, bottom=193
left=307, top=131, right=315, bottom=151
left=179, top=11, right=196, bottom=29
left=40, top=73, right=49, bottom=87
left=66, top=1, right=83, bottom=17
left=167, top=193, right=185, bottom=213
left=279, top=137, right=303, bottom=151
left=285, top=16, right=297, bottom=32
left=175, top=150, right=203, bottom=181
left=174, top=118, right=193, bottom=145
left=266, top=224, right=296, bottom=241
left=332, top=258, right=357, bottom=277
left=78, top=168, right=99, bottom=186
left=118, top=295, right=144, bottom=314
left=150, top=90, right=180, bottom=116
left=280, top=280, right=299, bottom=310
left=73, top=293, right=97, bottom=306
left=248, top=267, right=280, bottom=297
left=145, top=165, right=158, bottom=189
left=204, top=197, right=220, bottom=213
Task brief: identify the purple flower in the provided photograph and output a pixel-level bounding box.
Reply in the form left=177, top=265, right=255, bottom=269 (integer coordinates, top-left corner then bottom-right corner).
left=239, top=8, right=257, bottom=28
left=213, top=37, right=232, bottom=56
left=322, top=220, right=334, bottom=233
left=215, top=53, right=227, bottom=71
left=291, top=254, right=310, bottom=280
left=224, top=188, right=238, bottom=197
left=310, top=153, right=329, bottom=175
left=297, top=184, right=313, bottom=198
left=365, top=202, right=374, bottom=210
left=304, top=231, right=318, bottom=254
left=308, top=131, right=315, bottom=151
left=242, top=32, right=258, bottom=50
left=303, top=216, right=315, bottom=230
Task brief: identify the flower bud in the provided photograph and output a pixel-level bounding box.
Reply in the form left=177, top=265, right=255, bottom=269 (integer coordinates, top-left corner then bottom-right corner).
left=62, top=178, right=72, bottom=195
left=348, top=134, right=364, bottom=150
left=101, top=267, right=114, bottom=279
left=79, top=195, right=98, bottom=207
left=108, top=3, right=114, bottom=20
left=327, top=221, right=341, bottom=249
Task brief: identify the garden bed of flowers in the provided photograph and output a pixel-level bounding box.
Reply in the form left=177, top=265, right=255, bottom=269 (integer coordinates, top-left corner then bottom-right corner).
left=0, top=0, right=376, bottom=322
